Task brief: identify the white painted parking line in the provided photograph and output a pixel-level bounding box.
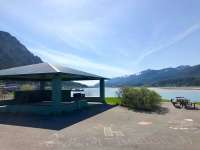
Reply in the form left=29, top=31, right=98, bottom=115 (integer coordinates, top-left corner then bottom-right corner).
left=104, top=127, right=124, bottom=137
left=138, top=121, right=152, bottom=125
left=184, top=119, right=193, bottom=122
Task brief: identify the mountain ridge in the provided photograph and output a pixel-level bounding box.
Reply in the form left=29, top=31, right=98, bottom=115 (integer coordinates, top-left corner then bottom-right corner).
left=105, top=64, right=200, bottom=87
left=0, top=31, right=43, bottom=69
left=0, top=31, right=87, bottom=88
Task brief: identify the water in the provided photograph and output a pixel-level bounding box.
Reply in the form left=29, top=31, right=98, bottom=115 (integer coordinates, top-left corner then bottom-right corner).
left=83, top=87, right=200, bottom=102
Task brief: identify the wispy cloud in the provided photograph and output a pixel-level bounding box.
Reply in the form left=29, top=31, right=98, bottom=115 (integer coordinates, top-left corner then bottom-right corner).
left=134, top=23, right=200, bottom=65
left=30, top=47, right=131, bottom=77
left=1, top=0, right=200, bottom=77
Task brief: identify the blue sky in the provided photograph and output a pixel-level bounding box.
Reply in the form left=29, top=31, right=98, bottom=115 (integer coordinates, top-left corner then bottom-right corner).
left=0, top=0, right=200, bottom=80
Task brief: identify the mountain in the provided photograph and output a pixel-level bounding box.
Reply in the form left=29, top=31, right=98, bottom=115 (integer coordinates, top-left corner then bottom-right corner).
left=0, top=31, right=87, bottom=88
left=0, top=31, right=42, bottom=69
left=106, top=65, right=200, bottom=87
left=63, top=81, right=88, bottom=88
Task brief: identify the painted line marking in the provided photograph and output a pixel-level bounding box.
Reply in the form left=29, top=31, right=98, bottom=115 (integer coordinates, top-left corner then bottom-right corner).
left=184, top=119, right=193, bottom=122
left=104, top=127, right=124, bottom=137
left=138, top=121, right=152, bottom=125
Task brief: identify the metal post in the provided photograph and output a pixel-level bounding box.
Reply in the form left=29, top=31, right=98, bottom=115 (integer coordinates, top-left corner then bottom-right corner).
left=100, top=79, right=105, bottom=103
left=52, top=75, right=62, bottom=112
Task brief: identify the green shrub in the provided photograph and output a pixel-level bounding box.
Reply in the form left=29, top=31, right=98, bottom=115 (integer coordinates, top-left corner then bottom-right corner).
left=119, top=87, right=161, bottom=111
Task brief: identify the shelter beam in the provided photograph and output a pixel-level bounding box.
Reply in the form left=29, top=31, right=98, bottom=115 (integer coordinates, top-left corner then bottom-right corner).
left=100, top=79, right=105, bottom=103
left=52, top=74, right=62, bottom=111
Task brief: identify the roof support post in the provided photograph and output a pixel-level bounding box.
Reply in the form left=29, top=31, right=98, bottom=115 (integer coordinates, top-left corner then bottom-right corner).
left=100, top=79, right=105, bottom=103
left=52, top=74, right=62, bottom=113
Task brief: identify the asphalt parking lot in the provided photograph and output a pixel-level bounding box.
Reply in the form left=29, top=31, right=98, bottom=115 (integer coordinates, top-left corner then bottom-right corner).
left=0, top=103, right=200, bottom=150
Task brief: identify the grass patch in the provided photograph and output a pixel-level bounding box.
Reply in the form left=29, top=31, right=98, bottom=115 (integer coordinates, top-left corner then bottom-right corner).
left=105, top=97, right=200, bottom=106
left=105, top=97, right=121, bottom=105
left=106, top=98, right=170, bottom=105
left=162, top=99, right=170, bottom=102
left=196, top=102, right=200, bottom=105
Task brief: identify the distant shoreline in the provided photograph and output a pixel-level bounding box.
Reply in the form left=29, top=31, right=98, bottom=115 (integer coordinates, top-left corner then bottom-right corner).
left=103, top=86, right=200, bottom=90
left=149, top=87, right=200, bottom=90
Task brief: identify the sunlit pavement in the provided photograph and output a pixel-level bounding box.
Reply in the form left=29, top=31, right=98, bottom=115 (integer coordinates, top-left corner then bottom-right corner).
left=0, top=103, right=200, bottom=150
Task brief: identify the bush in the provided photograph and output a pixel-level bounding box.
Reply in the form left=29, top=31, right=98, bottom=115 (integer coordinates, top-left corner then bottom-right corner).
left=118, top=87, right=161, bottom=111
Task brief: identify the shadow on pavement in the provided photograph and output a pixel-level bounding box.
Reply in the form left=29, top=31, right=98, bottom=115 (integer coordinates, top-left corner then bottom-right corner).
left=0, top=103, right=115, bottom=130
left=128, top=106, right=170, bottom=115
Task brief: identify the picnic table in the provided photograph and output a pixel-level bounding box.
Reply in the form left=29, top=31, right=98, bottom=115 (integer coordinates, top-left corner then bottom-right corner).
left=171, top=97, right=196, bottom=109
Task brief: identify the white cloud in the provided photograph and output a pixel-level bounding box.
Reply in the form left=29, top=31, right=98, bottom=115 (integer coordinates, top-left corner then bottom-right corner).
left=30, top=47, right=131, bottom=77
left=50, top=22, right=105, bottom=56
left=134, top=23, right=200, bottom=65
left=1, top=0, right=200, bottom=77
